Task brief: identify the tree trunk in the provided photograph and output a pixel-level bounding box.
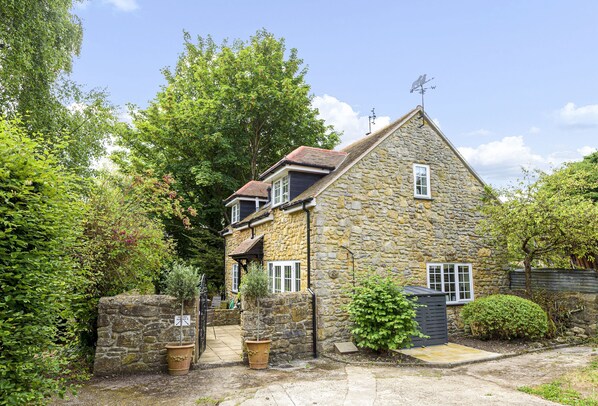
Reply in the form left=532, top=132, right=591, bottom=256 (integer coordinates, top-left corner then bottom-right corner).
left=523, top=256, right=533, bottom=297
left=180, top=300, right=184, bottom=346
left=256, top=298, right=261, bottom=341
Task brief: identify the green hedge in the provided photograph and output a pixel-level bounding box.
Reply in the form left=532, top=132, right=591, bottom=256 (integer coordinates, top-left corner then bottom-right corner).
left=461, top=294, right=548, bottom=340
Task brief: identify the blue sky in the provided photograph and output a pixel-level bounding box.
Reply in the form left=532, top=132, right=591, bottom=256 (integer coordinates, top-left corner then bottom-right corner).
left=73, top=0, right=597, bottom=186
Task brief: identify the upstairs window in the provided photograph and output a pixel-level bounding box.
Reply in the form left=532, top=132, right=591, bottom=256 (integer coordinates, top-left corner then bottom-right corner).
left=231, top=263, right=239, bottom=292
left=413, top=164, right=431, bottom=198
left=427, top=263, right=473, bottom=304
left=231, top=203, right=240, bottom=223
left=267, top=261, right=301, bottom=293
left=272, top=175, right=289, bottom=207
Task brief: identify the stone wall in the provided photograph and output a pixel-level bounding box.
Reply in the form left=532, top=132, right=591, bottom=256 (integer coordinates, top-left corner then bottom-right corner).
left=94, top=295, right=197, bottom=375
left=213, top=308, right=240, bottom=326
left=241, top=293, right=313, bottom=364
left=311, top=118, right=507, bottom=351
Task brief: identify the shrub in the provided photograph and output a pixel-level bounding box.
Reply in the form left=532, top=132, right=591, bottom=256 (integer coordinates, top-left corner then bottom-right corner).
left=346, top=273, right=424, bottom=351
left=0, top=118, right=85, bottom=403
left=460, top=294, right=549, bottom=340
left=239, top=263, right=270, bottom=341
left=164, top=262, right=201, bottom=345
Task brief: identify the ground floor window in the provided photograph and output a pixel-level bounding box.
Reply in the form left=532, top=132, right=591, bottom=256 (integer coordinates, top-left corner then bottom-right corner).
left=267, top=261, right=300, bottom=293
left=231, top=263, right=239, bottom=293
left=427, top=263, right=473, bottom=304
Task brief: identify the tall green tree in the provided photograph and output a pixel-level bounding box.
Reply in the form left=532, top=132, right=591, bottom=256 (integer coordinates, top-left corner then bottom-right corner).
left=480, top=170, right=598, bottom=295
left=0, top=1, right=119, bottom=176
left=0, top=117, right=86, bottom=404
left=117, top=30, right=340, bottom=284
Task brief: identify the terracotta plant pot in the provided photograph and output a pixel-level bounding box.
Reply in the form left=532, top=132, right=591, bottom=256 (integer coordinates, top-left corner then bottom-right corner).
left=165, top=343, right=195, bottom=376
left=245, top=339, right=271, bottom=369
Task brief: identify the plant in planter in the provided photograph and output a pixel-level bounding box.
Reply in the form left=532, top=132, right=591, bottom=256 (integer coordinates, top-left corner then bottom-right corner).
left=164, top=262, right=200, bottom=376
left=239, top=262, right=271, bottom=369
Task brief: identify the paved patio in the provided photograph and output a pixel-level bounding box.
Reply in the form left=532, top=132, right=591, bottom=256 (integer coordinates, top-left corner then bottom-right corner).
left=397, top=342, right=501, bottom=364
left=199, top=325, right=243, bottom=364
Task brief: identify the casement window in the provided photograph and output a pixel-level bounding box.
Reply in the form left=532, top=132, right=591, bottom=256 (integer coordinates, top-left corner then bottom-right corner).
left=231, top=203, right=240, bottom=223
left=231, top=263, right=240, bottom=292
left=267, top=261, right=301, bottom=293
left=272, top=175, right=289, bottom=207
left=413, top=164, right=431, bottom=198
left=427, top=263, right=473, bottom=304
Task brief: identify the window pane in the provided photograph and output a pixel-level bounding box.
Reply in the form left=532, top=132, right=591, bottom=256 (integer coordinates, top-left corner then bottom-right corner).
left=415, top=166, right=428, bottom=196
left=458, top=265, right=471, bottom=300
left=295, top=262, right=301, bottom=292
left=443, top=264, right=456, bottom=302
left=428, top=265, right=442, bottom=291
left=274, top=265, right=281, bottom=293
left=273, top=180, right=281, bottom=205
left=282, top=176, right=289, bottom=203
left=268, top=263, right=274, bottom=293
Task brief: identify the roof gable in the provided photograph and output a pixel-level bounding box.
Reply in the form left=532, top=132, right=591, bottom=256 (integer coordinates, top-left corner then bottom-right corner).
left=224, top=180, right=269, bottom=205
left=259, top=146, right=347, bottom=180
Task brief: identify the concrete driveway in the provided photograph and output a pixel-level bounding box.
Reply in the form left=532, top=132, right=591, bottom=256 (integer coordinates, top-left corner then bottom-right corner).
left=58, top=345, right=596, bottom=405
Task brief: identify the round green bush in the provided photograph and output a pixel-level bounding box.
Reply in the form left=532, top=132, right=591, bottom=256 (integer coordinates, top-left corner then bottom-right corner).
left=460, top=294, right=548, bottom=340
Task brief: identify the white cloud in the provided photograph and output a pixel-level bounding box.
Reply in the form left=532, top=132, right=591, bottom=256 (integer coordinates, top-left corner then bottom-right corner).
left=556, top=102, right=598, bottom=127
left=103, top=0, right=139, bottom=12
left=578, top=145, right=597, bottom=157
left=312, top=94, right=391, bottom=148
left=458, top=135, right=595, bottom=186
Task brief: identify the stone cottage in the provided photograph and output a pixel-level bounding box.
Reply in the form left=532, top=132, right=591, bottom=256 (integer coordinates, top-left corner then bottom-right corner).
left=222, top=106, right=506, bottom=353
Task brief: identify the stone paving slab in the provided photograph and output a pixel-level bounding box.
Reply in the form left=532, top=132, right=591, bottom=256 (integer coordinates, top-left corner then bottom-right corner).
left=199, top=325, right=242, bottom=365
left=396, top=342, right=501, bottom=364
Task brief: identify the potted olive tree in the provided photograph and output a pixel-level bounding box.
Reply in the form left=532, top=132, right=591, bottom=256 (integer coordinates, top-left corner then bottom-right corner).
left=164, top=262, right=200, bottom=376
left=240, top=262, right=271, bottom=369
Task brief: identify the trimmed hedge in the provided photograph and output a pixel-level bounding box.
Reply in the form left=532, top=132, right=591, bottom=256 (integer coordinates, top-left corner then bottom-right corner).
left=460, top=294, right=548, bottom=340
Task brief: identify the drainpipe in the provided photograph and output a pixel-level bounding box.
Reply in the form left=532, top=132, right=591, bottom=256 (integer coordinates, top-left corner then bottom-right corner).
left=303, top=201, right=318, bottom=358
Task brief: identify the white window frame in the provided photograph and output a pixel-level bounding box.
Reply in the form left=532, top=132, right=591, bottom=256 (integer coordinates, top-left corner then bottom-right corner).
left=231, top=263, right=239, bottom=293
left=427, top=263, right=474, bottom=304
left=272, top=175, right=289, bottom=207
left=267, top=261, right=301, bottom=293
left=413, top=163, right=431, bottom=199
left=231, top=202, right=240, bottom=223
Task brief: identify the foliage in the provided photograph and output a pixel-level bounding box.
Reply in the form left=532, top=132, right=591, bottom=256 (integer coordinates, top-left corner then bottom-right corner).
left=518, top=360, right=598, bottom=405
left=164, top=262, right=201, bottom=303
left=460, top=294, right=548, bottom=340
left=346, top=273, right=424, bottom=351
left=0, top=2, right=118, bottom=176
left=0, top=117, right=85, bottom=404
left=164, top=262, right=201, bottom=346
left=519, top=290, right=584, bottom=338
left=116, top=29, right=340, bottom=286
left=78, top=171, right=194, bottom=347
left=240, top=263, right=270, bottom=341
left=479, top=169, right=598, bottom=294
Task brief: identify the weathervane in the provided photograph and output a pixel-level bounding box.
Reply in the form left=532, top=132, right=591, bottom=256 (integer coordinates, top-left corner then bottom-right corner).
left=410, top=74, right=436, bottom=126
left=366, top=108, right=376, bottom=135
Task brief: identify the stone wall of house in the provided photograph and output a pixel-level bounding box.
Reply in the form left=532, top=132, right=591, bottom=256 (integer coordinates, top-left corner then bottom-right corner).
left=213, top=308, right=240, bottom=326
left=241, top=293, right=313, bottom=364
left=311, top=118, right=507, bottom=351
left=94, top=295, right=198, bottom=375
left=224, top=208, right=309, bottom=299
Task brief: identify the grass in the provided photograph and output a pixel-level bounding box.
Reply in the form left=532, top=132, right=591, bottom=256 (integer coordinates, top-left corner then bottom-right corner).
left=196, top=396, right=225, bottom=405
left=519, top=359, right=598, bottom=405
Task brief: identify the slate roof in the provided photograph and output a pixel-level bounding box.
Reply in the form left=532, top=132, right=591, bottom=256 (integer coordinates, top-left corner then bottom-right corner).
left=259, top=146, right=347, bottom=180
left=223, top=180, right=269, bottom=205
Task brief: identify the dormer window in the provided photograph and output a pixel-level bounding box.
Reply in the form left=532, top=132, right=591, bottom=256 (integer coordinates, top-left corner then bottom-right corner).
left=231, top=202, right=240, bottom=223
left=272, top=175, right=289, bottom=207
left=413, top=164, right=431, bottom=199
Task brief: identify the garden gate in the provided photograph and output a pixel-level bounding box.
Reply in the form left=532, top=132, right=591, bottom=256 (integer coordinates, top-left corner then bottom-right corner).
left=197, top=274, right=208, bottom=358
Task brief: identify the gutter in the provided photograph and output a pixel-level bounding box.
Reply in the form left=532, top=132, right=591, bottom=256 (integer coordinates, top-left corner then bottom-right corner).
left=302, top=201, right=318, bottom=359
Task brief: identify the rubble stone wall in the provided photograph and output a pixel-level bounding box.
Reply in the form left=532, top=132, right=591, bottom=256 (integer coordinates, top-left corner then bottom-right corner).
left=94, top=295, right=197, bottom=375
left=241, top=293, right=313, bottom=364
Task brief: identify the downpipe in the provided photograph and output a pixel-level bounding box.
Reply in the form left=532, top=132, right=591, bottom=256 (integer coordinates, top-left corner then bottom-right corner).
left=303, top=201, right=318, bottom=358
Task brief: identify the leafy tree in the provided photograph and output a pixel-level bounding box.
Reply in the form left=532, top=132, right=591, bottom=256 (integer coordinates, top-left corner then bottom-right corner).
left=480, top=170, right=598, bottom=295
left=117, top=30, right=340, bottom=286
left=1, top=1, right=119, bottom=176
left=0, top=117, right=85, bottom=404
left=346, top=273, right=424, bottom=351
left=78, top=171, right=195, bottom=346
